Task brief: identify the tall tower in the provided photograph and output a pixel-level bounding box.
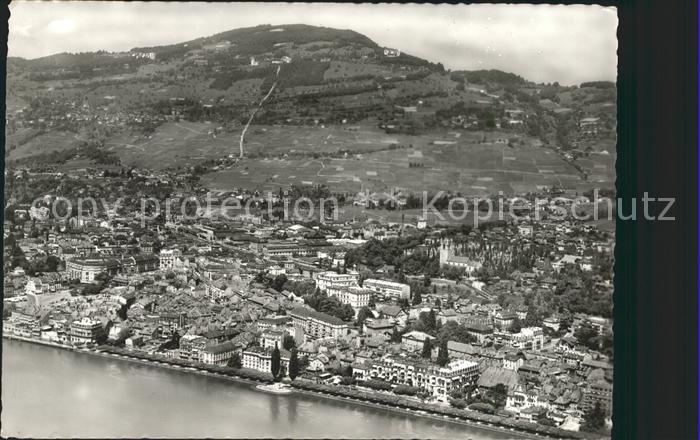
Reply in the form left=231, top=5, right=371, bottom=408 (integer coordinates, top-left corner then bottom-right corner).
left=439, top=239, right=451, bottom=267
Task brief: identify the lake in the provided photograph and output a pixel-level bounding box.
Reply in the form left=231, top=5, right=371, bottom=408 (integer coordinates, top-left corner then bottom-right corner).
left=1, top=340, right=523, bottom=439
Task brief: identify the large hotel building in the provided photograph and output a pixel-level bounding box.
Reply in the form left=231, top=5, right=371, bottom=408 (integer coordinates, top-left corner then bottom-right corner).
left=360, top=356, right=480, bottom=402
left=289, top=306, right=349, bottom=341
left=242, top=346, right=291, bottom=373
left=69, top=317, right=105, bottom=345
left=315, top=271, right=359, bottom=291
left=362, top=278, right=410, bottom=300
left=325, top=285, right=372, bottom=309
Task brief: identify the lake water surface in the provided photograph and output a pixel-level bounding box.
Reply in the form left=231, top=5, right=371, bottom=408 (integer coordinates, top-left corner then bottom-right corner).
left=1, top=340, right=523, bottom=438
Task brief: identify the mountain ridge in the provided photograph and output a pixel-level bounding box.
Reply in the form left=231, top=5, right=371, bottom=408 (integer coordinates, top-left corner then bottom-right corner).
left=5, top=22, right=617, bottom=198
left=8, top=24, right=541, bottom=85
left=8, top=24, right=615, bottom=88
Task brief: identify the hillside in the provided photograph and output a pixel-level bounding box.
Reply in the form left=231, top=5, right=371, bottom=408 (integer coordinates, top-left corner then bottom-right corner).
left=131, top=24, right=378, bottom=60
left=5, top=24, right=616, bottom=196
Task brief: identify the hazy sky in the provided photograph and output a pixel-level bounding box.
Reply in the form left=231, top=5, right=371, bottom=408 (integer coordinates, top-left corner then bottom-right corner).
left=8, top=2, right=617, bottom=85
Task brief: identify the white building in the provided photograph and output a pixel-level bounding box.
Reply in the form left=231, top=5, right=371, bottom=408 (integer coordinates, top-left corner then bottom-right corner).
left=242, top=346, right=290, bottom=373
left=326, top=285, right=372, bottom=309
left=496, top=327, right=545, bottom=351
left=362, top=278, right=410, bottom=300
left=543, top=315, right=561, bottom=332
left=315, top=271, right=359, bottom=292
left=199, top=341, right=237, bottom=366
left=24, top=274, right=63, bottom=295
left=506, top=384, right=552, bottom=413
left=439, top=241, right=482, bottom=274
left=502, top=353, right=525, bottom=371
left=261, top=330, right=285, bottom=349
left=369, top=356, right=479, bottom=402
left=66, top=258, right=119, bottom=283
left=159, top=249, right=182, bottom=270
left=383, top=47, right=401, bottom=57
left=70, top=317, right=104, bottom=345
left=132, top=51, right=156, bottom=60
left=268, top=265, right=285, bottom=276
left=289, top=306, right=349, bottom=342
left=517, top=225, right=534, bottom=236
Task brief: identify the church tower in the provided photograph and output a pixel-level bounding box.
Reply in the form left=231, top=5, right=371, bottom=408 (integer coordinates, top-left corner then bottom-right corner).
left=439, top=239, right=452, bottom=266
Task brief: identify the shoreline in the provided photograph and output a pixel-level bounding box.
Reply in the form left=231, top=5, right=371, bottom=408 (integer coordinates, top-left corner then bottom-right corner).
left=289, top=386, right=538, bottom=439
left=3, top=335, right=561, bottom=439
left=3, top=335, right=265, bottom=387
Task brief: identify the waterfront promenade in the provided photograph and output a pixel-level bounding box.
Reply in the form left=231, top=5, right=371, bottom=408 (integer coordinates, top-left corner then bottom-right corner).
left=2, top=338, right=524, bottom=439
left=2, top=336, right=595, bottom=439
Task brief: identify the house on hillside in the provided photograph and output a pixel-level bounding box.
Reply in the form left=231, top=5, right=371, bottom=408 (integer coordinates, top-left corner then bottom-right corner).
left=383, top=47, right=401, bottom=57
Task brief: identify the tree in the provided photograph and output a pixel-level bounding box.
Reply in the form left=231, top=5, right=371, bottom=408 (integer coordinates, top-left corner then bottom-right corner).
left=356, top=307, right=372, bottom=327
left=436, top=321, right=476, bottom=345
left=271, top=343, right=281, bottom=379
left=469, top=402, right=496, bottom=414
left=340, top=376, right=356, bottom=385
left=394, top=385, right=420, bottom=396
left=282, top=334, right=296, bottom=351
left=436, top=340, right=449, bottom=366
left=299, top=355, right=309, bottom=371
left=582, top=401, right=606, bottom=432
left=159, top=330, right=180, bottom=351
left=421, top=337, right=433, bottom=359
left=450, top=398, right=467, bottom=409
left=508, top=318, right=523, bottom=334
left=412, top=289, right=422, bottom=306
left=340, top=365, right=353, bottom=377
left=94, top=271, right=112, bottom=285
left=363, top=379, right=393, bottom=391
left=271, top=274, right=287, bottom=292
left=559, top=315, right=572, bottom=334
left=45, top=255, right=61, bottom=272
left=303, top=290, right=355, bottom=322
left=490, top=383, right=508, bottom=409
left=575, top=322, right=600, bottom=349
left=523, top=305, right=542, bottom=327
left=416, top=310, right=438, bottom=335
left=288, top=348, right=299, bottom=380
left=228, top=352, right=242, bottom=369
left=390, top=327, right=402, bottom=343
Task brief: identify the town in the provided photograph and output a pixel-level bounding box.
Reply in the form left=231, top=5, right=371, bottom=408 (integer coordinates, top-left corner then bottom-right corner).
left=3, top=169, right=613, bottom=438
left=4, top=20, right=615, bottom=440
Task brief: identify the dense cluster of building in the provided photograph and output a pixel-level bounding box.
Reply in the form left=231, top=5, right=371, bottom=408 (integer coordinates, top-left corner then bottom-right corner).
left=3, top=174, right=614, bottom=434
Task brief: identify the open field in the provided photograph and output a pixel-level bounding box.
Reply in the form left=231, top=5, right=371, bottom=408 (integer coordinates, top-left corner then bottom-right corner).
left=37, top=75, right=264, bottom=111
left=108, top=123, right=409, bottom=169
left=53, top=158, right=123, bottom=173
left=241, top=124, right=403, bottom=156
left=6, top=131, right=82, bottom=161
left=6, top=127, right=42, bottom=148
left=200, top=125, right=591, bottom=196
left=106, top=121, right=239, bottom=169
left=323, top=61, right=395, bottom=81
left=9, top=119, right=611, bottom=197
left=336, top=206, right=510, bottom=226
